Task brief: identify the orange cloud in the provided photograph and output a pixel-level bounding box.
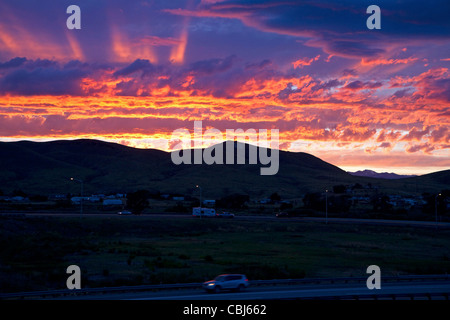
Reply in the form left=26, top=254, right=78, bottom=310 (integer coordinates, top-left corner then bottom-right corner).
left=170, top=26, right=189, bottom=64
left=65, top=31, right=85, bottom=61
left=292, top=55, right=320, bottom=69
left=361, top=57, right=418, bottom=66
left=0, top=57, right=448, bottom=176
left=110, top=25, right=157, bottom=64
left=0, top=20, right=78, bottom=61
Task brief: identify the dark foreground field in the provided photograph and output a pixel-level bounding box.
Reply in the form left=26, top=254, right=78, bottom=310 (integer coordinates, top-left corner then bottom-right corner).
left=1, top=214, right=450, bottom=293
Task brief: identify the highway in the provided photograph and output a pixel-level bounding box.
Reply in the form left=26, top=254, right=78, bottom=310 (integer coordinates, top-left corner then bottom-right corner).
left=139, top=283, right=450, bottom=300
left=51, top=280, right=450, bottom=300
left=3, top=211, right=450, bottom=229
left=2, top=211, right=449, bottom=301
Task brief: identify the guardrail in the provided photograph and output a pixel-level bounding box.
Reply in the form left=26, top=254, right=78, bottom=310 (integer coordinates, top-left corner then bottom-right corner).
left=297, top=292, right=450, bottom=300
left=251, top=274, right=450, bottom=286
left=1, top=274, right=449, bottom=300
left=0, top=282, right=203, bottom=300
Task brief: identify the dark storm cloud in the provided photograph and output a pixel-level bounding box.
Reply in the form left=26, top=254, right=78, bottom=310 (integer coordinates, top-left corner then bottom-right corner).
left=245, top=59, right=272, bottom=70
left=345, top=80, right=383, bottom=90
left=391, top=88, right=412, bottom=99
left=167, top=0, right=450, bottom=59
left=311, top=79, right=344, bottom=91
left=0, top=58, right=58, bottom=71
left=113, top=59, right=156, bottom=77
left=0, top=57, right=27, bottom=69
left=187, top=55, right=237, bottom=75
left=0, top=62, right=88, bottom=96
left=316, top=39, right=386, bottom=59
left=342, top=69, right=358, bottom=77
left=110, top=55, right=244, bottom=98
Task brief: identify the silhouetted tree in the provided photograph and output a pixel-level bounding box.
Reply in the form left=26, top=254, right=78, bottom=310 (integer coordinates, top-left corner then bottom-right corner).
left=280, top=202, right=293, bottom=210
left=329, top=195, right=352, bottom=213
left=440, top=190, right=450, bottom=215
left=352, top=183, right=363, bottom=190
left=372, top=195, right=392, bottom=212
left=126, top=190, right=150, bottom=215
left=29, top=194, right=48, bottom=202
left=425, top=190, right=450, bottom=216
left=12, top=189, right=27, bottom=197
left=333, top=185, right=347, bottom=194
left=216, top=194, right=249, bottom=209
left=421, top=193, right=432, bottom=214
left=303, top=192, right=323, bottom=211
left=270, top=192, right=281, bottom=203
left=303, top=192, right=351, bottom=213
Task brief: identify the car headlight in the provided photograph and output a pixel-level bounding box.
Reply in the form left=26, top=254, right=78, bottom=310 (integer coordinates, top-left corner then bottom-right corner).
left=207, top=283, right=215, bottom=286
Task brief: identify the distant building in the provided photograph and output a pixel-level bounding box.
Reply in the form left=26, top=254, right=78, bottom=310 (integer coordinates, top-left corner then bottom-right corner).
left=103, top=199, right=123, bottom=206
left=71, top=196, right=90, bottom=204
left=87, top=196, right=101, bottom=203
left=0, top=196, right=27, bottom=202
left=11, top=196, right=27, bottom=202
left=49, top=194, right=68, bottom=201
left=203, top=200, right=216, bottom=207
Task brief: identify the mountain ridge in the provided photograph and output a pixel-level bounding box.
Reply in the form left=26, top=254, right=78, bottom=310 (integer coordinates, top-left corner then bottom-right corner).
left=0, top=139, right=447, bottom=198
left=348, top=169, right=418, bottom=180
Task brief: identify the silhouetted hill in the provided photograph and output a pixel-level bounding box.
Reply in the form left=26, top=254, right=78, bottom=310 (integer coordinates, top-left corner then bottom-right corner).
left=348, top=170, right=417, bottom=179
left=0, top=139, right=447, bottom=198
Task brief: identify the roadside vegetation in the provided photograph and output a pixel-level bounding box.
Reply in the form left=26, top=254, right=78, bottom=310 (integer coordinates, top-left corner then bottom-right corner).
left=1, top=214, right=450, bottom=293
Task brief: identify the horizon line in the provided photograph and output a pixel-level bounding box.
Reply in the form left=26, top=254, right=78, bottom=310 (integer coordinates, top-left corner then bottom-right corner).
left=1, top=137, right=448, bottom=177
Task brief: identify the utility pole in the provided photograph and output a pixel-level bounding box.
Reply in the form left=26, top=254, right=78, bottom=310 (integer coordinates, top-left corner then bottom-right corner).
left=435, top=193, right=441, bottom=228
left=196, top=185, right=202, bottom=219
left=71, top=178, right=84, bottom=216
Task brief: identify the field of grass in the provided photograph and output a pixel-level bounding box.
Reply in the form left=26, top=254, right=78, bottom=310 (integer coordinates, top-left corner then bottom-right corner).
left=1, top=214, right=450, bottom=293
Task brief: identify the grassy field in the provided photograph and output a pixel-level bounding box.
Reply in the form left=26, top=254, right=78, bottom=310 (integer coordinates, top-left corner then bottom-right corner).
left=1, top=214, right=450, bottom=293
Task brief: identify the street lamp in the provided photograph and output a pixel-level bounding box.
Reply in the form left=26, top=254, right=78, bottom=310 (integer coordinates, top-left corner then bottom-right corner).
left=196, top=185, right=202, bottom=219
left=325, top=189, right=328, bottom=224
left=71, top=178, right=84, bottom=216
left=196, top=185, right=202, bottom=208
left=435, top=193, right=441, bottom=227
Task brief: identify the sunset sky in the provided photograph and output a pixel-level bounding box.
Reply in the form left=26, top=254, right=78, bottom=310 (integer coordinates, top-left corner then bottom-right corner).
left=0, top=0, right=449, bottom=175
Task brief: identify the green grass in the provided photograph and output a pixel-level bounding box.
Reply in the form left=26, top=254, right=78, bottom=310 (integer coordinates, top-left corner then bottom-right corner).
left=1, top=214, right=450, bottom=292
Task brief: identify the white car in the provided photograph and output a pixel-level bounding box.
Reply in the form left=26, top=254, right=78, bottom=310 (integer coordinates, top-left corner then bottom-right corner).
left=203, top=274, right=249, bottom=293
left=117, top=210, right=132, bottom=215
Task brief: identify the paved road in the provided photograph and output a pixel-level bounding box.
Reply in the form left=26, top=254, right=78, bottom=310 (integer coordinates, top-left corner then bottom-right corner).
left=52, top=281, right=450, bottom=300
left=141, top=284, right=450, bottom=300
left=3, top=211, right=450, bottom=228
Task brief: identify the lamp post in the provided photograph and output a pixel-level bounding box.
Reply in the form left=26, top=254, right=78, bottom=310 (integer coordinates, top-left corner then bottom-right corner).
left=71, top=178, right=83, bottom=216
left=325, top=189, right=328, bottom=224
left=196, top=185, right=202, bottom=219
left=196, top=185, right=202, bottom=208
left=435, top=193, right=441, bottom=227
